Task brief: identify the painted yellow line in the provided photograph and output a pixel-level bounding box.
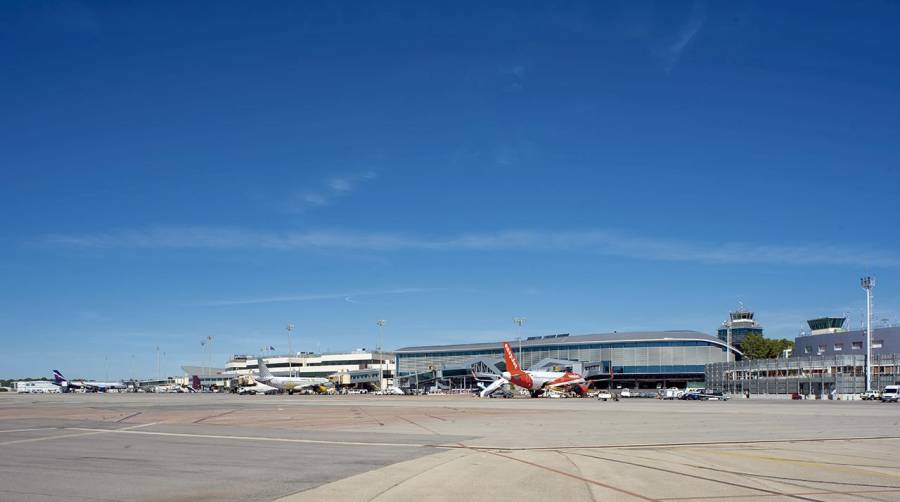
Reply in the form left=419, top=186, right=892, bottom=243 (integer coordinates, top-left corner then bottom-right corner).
left=698, top=449, right=900, bottom=480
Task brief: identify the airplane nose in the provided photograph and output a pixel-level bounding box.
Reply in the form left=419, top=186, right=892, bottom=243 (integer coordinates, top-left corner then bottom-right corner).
left=501, top=372, right=511, bottom=379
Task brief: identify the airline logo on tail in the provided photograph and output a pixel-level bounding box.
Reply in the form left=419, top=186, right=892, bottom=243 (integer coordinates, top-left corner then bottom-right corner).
left=502, top=342, right=534, bottom=389
left=52, top=370, right=67, bottom=384
left=502, top=342, right=523, bottom=374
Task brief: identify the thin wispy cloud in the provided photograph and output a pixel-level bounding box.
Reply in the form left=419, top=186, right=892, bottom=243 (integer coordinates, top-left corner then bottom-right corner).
left=37, top=226, right=900, bottom=267
left=202, top=287, right=439, bottom=306
left=659, top=1, right=706, bottom=72
left=293, top=171, right=377, bottom=210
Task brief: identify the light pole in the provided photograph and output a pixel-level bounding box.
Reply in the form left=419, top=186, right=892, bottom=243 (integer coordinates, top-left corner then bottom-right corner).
left=377, top=320, right=386, bottom=391
left=207, top=336, right=213, bottom=387
left=861, top=276, right=875, bottom=392
left=513, top=317, right=527, bottom=363
left=199, top=338, right=205, bottom=388
left=156, top=346, right=160, bottom=383
left=286, top=323, right=295, bottom=378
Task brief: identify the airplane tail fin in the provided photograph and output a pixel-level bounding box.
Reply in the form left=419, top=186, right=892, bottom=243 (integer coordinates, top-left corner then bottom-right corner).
left=191, top=375, right=201, bottom=391
left=502, top=342, right=526, bottom=375
left=51, top=370, right=67, bottom=384
left=257, top=358, right=274, bottom=380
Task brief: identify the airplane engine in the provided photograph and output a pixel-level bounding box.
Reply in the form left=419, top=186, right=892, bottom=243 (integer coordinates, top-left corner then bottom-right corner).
left=574, top=384, right=589, bottom=396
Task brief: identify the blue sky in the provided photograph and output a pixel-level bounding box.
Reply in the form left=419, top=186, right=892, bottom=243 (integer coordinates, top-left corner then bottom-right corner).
left=2, top=1, right=900, bottom=379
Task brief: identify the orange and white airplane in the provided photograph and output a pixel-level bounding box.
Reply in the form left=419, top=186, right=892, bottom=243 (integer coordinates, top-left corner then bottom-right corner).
left=481, top=341, right=589, bottom=397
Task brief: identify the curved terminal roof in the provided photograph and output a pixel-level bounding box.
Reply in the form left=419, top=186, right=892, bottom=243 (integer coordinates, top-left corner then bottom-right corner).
left=395, top=330, right=741, bottom=355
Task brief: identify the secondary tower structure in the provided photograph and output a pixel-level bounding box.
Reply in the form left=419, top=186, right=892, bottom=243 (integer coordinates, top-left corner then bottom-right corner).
left=717, top=303, right=763, bottom=353
left=862, top=276, right=874, bottom=391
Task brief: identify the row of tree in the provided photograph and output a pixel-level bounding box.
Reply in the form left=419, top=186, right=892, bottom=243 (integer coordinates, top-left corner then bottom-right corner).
left=739, top=333, right=794, bottom=359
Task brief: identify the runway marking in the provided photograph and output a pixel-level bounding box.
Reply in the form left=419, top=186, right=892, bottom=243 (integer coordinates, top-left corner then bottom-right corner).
left=609, top=448, right=896, bottom=502
left=607, top=446, right=900, bottom=495
left=484, top=449, right=662, bottom=501
left=64, top=427, right=433, bottom=448
left=439, top=435, right=900, bottom=451
left=657, top=488, right=900, bottom=500
left=367, top=451, right=471, bottom=501
left=0, top=487, right=122, bottom=502
left=699, top=449, right=900, bottom=480
left=556, top=450, right=599, bottom=502
left=568, top=451, right=824, bottom=502
left=0, top=422, right=157, bottom=446
left=0, top=428, right=54, bottom=433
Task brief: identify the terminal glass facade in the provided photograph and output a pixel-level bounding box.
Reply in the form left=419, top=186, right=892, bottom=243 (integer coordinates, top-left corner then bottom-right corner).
left=395, top=331, right=736, bottom=390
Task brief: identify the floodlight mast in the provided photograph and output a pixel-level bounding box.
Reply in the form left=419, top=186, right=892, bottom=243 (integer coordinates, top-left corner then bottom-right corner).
left=286, top=323, right=295, bottom=378
left=513, top=317, right=527, bottom=363
left=377, top=320, right=387, bottom=391
left=861, top=277, right=875, bottom=392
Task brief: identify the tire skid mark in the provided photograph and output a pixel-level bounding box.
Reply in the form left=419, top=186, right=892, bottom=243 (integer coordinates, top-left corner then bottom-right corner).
left=568, top=451, right=825, bottom=502
left=657, top=449, right=900, bottom=490
left=658, top=488, right=900, bottom=501
left=192, top=409, right=235, bottom=424
left=555, top=450, right=598, bottom=502
left=396, top=416, right=440, bottom=435
left=366, top=451, right=471, bottom=502
left=482, top=449, right=662, bottom=501
left=354, top=407, right=385, bottom=426
left=115, top=411, right=142, bottom=423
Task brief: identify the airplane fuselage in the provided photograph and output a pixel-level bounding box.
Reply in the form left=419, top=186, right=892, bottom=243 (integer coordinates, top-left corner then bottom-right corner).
left=502, top=370, right=585, bottom=391
left=256, top=376, right=329, bottom=392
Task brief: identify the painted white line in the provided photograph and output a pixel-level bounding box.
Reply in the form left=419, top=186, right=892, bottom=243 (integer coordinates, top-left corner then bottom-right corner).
left=0, top=422, right=158, bottom=446
left=118, top=422, right=159, bottom=430
left=0, top=430, right=106, bottom=446
left=65, top=427, right=429, bottom=448
left=0, top=428, right=54, bottom=434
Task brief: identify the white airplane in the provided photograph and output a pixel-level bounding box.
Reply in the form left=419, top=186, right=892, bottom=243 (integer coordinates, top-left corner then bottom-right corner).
left=52, top=370, right=126, bottom=393
left=254, top=358, right=331, bottom=395
left=374, top=386, right=405, bottom=395
left=480, top=342, right=588, bottom=398
left=237, top=375, right=277, bottom=395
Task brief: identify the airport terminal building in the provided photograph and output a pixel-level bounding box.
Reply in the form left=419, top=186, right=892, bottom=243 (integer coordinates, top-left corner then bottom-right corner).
left=394, top=330, right=739, bottom=391
left=706, top=318, right=900, bottom=398
left=224, top=350, right=395, bottom=389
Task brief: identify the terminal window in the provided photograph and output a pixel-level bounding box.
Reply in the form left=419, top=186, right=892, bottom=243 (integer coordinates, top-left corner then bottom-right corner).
left=817, top=345, right=826, bottom=354
left=873, top=340, right=884, bottom=348
left=804, top=346, right=811, bottom=354
left=833, top=343, right=843, bottom=351
left=852, top=341, right=863, bottom=350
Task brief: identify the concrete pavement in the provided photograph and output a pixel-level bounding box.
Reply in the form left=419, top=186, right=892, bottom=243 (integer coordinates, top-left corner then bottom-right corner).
left=1, top=393, right=898, bottom=501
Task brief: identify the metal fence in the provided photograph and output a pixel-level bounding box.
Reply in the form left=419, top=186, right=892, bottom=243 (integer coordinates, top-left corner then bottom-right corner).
left=705, top=353, right=900, bottom=397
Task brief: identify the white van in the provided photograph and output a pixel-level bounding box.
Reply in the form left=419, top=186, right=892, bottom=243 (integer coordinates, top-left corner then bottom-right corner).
left=881, top=385, right=899, bottom=402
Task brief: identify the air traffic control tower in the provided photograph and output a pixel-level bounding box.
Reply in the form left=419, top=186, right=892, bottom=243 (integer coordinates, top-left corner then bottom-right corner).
left=717, top=304, right=764, bottom=349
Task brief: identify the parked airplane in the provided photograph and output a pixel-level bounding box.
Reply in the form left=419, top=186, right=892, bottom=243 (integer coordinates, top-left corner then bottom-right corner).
left=51, top=370, right=126, bottom=392
left=480, top=342, right=588, bottom=398
left=237, top=380, right=277, bottom=395
left=254, top=358, right=331, bottom=395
